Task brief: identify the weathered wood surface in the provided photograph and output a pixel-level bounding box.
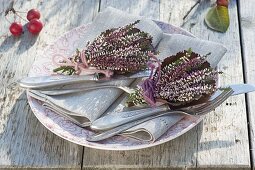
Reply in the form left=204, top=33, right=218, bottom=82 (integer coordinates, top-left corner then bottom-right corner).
left=0, top=0, right=252, bottom=169
left=239, top=0, right=255, bottom=169
left=83, top=0, right=250, bottom=169
left=183, top=0, right=250, bottom=168
left=0, top=0, right=99, bottom=169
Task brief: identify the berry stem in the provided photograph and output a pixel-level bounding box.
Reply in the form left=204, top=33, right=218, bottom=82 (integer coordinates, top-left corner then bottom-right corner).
left=14, top=10, right=27, bottom=13
left=4, top=0, right=27, bottom=22
left=0, top=34, right=8, bottom=39
left=4, top=1, right=15, bottom=16
left=14, top=12, right=27, bottom=22
left=4, top=15, right=12, bottom=24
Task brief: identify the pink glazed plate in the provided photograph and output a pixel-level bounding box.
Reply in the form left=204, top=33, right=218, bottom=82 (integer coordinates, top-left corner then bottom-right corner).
left=27, top=21, right=203, bottom=150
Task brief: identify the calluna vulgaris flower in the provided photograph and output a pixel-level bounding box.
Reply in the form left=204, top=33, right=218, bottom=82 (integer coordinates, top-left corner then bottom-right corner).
left=53, top=20, right=156, bottom=75
left=127, top=49, right=219, bottom=107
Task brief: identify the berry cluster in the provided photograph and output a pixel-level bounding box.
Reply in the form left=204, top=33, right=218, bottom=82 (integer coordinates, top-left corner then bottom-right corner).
left=6, top=7, right=43, bottom=36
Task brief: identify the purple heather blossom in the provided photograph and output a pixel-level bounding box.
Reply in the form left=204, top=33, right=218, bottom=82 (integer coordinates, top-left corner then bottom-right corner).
left=53, top=20, right=156, bottom=76
left=154, top=50, right=218, bottom=106
left=127, top=50, right=218, bottom=107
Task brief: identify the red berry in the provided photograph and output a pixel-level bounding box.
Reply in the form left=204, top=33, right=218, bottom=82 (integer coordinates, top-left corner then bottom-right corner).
left=217, top=0, right=229, bottom=7
left=27, top=19, right=43, bottom=34
left=9, top=22, right=23, bottom=36
left=27, top=9, right=41, bottom=21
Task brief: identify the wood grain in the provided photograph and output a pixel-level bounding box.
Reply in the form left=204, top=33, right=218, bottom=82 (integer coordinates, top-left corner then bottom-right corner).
left=0, top=0, right=99, bottom=169
left=82, top=0, right=251, bottom=169
left=161, top=0, right=249, bottom=168
left=162, top=0, right=250, bottom=168
left=188, top=0, right=250, bottom=168
left=0, top=0, right=251, bottom=169
left=238, top=0, right=255, bottom=169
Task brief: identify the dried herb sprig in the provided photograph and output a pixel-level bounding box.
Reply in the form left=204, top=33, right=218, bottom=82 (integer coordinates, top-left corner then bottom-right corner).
left=126, top=49, right=219, bottom=107
left=53, top=20, right=156, bottom=77
left=126, top=88, right=147, bottom=107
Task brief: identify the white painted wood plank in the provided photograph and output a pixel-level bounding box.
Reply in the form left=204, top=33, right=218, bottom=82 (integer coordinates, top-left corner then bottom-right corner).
left=0, top=0, right=99, bottom=169
left=239, top=0, right=255, bottom=169
left=175, top=0, right=250, bottom=168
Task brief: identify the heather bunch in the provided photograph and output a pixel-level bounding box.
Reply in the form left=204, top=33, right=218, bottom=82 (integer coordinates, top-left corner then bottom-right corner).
left=53, top=20, right=156, bottom=76
left=126, top=49, right=219, bottom=107
left=155, top=50, right=218, bottom=106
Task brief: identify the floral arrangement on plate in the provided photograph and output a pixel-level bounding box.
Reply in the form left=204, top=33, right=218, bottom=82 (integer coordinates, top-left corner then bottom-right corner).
left=126, top=49, right=219, bottom=108
left=24, top=15, right=240, bottom=150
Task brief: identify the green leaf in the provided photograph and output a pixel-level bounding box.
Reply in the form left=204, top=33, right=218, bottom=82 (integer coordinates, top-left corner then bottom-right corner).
left=205, top=5, right=230, bottom=33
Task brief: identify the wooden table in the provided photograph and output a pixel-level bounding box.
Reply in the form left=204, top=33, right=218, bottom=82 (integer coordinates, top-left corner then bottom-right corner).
left=0, top=0, right=254, bottom=169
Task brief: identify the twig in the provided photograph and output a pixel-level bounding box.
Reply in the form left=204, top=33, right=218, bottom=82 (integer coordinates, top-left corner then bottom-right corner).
left=4, top=0, right=26, bottom=22
left=15, top=12, right=27, bottom=22
left=183, top=0, right=201, bottom=20
left=5, top=0, right=15, bottom=16
left=0, top=33, right=8, bottom=39
left=14, top=10, right=26, bottom=13
left=5, top=15, right=12, bottom=24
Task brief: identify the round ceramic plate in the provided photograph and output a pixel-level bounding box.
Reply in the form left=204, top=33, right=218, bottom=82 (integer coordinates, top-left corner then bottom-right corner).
left=27, top=21, right=203, bottom=150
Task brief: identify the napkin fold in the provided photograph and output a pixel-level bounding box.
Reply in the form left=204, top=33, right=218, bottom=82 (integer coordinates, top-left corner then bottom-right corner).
left=157, top=33, right=227, bottom=67
left=76, top=6, right=163, bottom=50
left=28, top=79, right=132, bottom=127
left=121, top=115, right=184, bottom=142
left=29, top=7, right=227, bottom=142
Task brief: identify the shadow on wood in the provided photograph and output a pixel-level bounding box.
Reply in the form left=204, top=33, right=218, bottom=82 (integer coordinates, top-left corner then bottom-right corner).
left=0, top=91, right=83, bottom=169
left=15, top=23, right=39, bottom=55
left=0, top=35, right=19, bottom=53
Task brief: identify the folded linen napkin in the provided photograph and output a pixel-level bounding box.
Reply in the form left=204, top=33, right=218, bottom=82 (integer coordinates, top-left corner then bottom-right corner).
left=76, top=6, right=163, bottom=50
left=118, top=33, right=227, bottom=142
left=30, top=7, right=163, bottom=126
left=28, top=79, right=133, bottom=127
